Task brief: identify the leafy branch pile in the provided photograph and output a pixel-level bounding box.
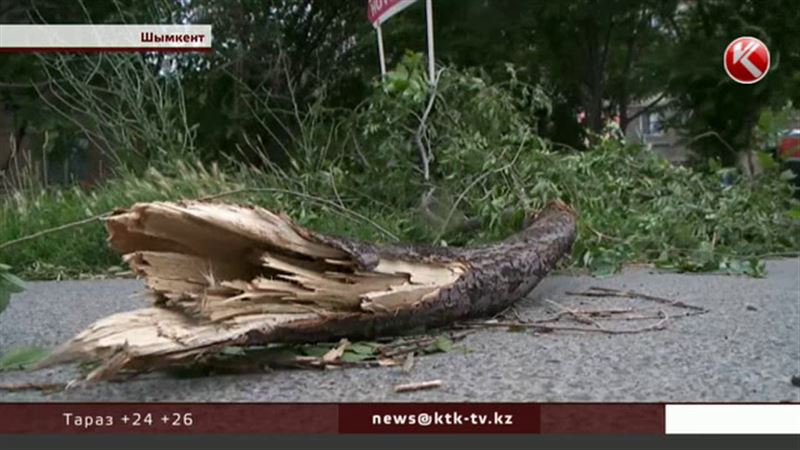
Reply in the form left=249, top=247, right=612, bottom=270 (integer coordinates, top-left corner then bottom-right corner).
left=294, top=54, right=799, bottom=276
left=0, top=55, right=797, bottom=280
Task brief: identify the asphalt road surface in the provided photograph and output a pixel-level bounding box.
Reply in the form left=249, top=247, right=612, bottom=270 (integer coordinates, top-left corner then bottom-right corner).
left=1, top=259, right=798, bottom=402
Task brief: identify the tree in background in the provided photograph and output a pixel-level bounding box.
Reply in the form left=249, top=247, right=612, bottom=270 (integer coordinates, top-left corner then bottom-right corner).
left=380, top=0, right=679, bottom=147
left=174, top=0, right=372, bottom=163
left=2, top=0, right=799, bottom=171
left=662, top=0, right=800, bottom=165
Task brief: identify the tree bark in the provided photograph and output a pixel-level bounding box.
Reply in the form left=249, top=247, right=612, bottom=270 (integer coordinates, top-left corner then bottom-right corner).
left=42, top=200, right=577, bottom=380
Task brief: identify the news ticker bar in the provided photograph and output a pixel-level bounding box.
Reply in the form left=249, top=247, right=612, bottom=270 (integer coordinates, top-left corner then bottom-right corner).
left=0, top=25, right=212, bottom=52
left=0, top=404, right=798, bottom=434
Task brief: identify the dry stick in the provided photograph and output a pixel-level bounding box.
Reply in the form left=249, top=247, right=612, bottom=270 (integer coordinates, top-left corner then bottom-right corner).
left=462, top=312, right=669, bottom=335
left=521, top=307, right=636, bottom=325
left=523, top=307, right=702, bottom=325
left=544, top=298, right=604, bottom=328
left=0, top=381, right=68, bottom=393
left=379, top=331, right=473, bottom=359
left=568, top=286, right=708, bottom=312
left=0, top=212, right=110, bottom=253
left=394, top=379, right=443, bottom=393
left=607, top=310, right=705, bottom=321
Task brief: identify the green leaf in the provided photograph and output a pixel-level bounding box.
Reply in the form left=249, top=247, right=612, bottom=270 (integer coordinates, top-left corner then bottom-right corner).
left=301, top=344, right=334, bottom=358
left=779, top=169, right=797, bottom=181
left=0, top=272, right=25, bottom=292
left=424, top=336, right=454, bottom=354
left=589, top=262, right=617, bottom=277
left=0, top=346, right=50, bottom=371
left=348, top=342, right=377, bottom=355
left=340, top=352, right=372, bottom=363
left=246, top=345, right=302, bottom=364
left=220, top=346, right=246, bottom=356
left=756, top=152, right=777, bottom=171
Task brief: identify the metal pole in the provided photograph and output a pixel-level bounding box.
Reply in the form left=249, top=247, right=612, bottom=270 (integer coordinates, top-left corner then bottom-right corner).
left=376, top=24, right=387, bottom=78
left=425, top=0, right=435, bottom=83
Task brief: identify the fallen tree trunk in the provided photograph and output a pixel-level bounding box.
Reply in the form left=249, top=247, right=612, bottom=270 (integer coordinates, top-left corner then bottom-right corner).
left=42, top=200, right=577, bottom=380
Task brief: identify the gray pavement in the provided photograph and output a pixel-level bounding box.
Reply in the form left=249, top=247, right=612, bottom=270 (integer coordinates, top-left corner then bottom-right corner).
left=1, top=259, right=798, bottom=402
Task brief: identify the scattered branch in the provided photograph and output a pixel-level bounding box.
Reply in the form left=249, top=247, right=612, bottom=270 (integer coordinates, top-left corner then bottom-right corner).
left=460, top=314, right=668, bottom=335
left=0, top=381, right=69, bottom=393
left=0, top=213, right=110, bottom=253
left=567, top=286, right=708, bottom=312
left=544, top=298, right=604, bottom=328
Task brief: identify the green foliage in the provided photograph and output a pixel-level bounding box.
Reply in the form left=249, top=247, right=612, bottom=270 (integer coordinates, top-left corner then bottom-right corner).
left=0, top=263, right=25, bottom=314
left=37, top=52, right=198, bottom=170
left=0, top=62, right=797, bottom=280
left=329, top=58, right=799, bottom=275
left=0, top=345, right=50, bottom=372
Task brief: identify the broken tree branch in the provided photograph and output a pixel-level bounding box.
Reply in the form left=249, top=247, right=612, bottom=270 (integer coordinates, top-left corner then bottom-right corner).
left=41, top=199, right=577, bottom=380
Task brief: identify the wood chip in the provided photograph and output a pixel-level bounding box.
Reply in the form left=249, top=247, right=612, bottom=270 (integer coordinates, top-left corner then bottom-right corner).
left=402, top=352, right=415, bottom=373
left=322, top=338, right=351, bottom=362
left=393, top=379, right=442, bottom=393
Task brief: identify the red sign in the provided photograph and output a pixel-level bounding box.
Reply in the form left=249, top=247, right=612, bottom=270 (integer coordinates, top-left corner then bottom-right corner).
left=368, top=0, right=417, bottom=25
left=723, top=36, right=770, bottom=84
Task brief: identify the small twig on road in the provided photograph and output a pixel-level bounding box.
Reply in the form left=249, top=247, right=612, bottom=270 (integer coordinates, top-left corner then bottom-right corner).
left=604, top=310, right=706, bottom=321
left=493, top=304, right=524, bottom=322
left=0, top=381, right=68, bottom=393
left=567, top=286, right=708, bottom=312
left=378, top=331, right=474, bottom=359
left=544, top=299, right=604, bottom=328
left=394, top=379, right=442, bottom=393
left=459, top=313, right=669, bottom=335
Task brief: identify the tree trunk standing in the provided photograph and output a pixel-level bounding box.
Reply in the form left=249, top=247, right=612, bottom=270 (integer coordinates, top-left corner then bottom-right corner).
left=579, top=11, right=614, bottom=138
left=617, top=20, right=638, bottom=133
left=42, top=200, right=577, bottom=380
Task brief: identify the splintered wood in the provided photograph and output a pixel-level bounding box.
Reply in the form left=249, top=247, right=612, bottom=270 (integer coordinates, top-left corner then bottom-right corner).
left=42, top=200, right=578, bottom=380
left=113, top=203, right=463, bottom=321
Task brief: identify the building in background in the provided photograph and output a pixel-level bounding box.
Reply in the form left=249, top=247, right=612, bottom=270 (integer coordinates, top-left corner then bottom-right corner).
left=624, top=96, right=689, bottom=165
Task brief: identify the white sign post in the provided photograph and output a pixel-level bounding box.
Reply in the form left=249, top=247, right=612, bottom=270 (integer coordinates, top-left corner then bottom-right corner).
left=375, top=24, right=387, bottom=77
left=425, top=0, right=435, bottom=82
left=368, top=0, right=435, bottom=83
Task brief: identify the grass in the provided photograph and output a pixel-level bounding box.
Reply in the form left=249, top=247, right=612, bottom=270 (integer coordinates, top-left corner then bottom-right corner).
left=1, top=144, right=797, bottom=280
left=0, top=160, right=412, bottom=279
